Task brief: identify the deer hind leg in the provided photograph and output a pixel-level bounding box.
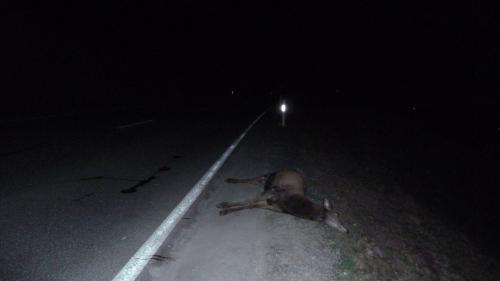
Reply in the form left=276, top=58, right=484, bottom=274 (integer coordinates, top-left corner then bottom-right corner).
left=224, top=173, right=274, bottom=186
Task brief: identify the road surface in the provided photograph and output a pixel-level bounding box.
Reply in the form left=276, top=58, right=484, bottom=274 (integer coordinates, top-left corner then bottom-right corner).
left=1, top=104, right=499, bottom=281
left=0, top=104, right=259, bottom=281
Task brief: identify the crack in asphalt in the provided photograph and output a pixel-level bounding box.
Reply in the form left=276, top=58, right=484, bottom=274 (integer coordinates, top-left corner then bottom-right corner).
left=120, top=166, right=171, bottom=194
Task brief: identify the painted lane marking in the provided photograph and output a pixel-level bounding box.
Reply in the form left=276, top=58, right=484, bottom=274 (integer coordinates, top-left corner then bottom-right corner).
left=115, top=120, right=154, bottom=129
left=111, top=111, right=266, bottom=281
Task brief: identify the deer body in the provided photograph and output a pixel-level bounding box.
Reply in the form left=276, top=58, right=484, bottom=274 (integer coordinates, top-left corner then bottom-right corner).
left=217, top=169, right=347, bottom=233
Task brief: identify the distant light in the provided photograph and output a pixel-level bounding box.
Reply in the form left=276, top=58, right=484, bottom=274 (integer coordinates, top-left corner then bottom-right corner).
left=280, top=104, right=287, bottom=112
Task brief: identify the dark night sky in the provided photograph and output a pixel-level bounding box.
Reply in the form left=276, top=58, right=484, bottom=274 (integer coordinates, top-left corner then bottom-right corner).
left=4, top=0, right=497, bottom=114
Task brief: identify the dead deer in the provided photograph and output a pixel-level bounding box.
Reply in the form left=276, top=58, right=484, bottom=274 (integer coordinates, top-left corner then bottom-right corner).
left=217, top=169, right=348, bottom=233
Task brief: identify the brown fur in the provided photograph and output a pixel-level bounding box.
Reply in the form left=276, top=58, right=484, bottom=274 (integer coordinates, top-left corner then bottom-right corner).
left=217, top=169, right=348, bottom=232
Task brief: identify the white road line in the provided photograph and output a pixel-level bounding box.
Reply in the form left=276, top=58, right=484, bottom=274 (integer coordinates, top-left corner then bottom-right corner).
left=115, top=120, right=154, bottom=129
left=111, top=111, right=266, bottom=281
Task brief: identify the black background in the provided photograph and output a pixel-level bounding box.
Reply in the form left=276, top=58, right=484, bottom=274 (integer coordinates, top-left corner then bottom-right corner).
left=5, top=0, right=497, bottom=113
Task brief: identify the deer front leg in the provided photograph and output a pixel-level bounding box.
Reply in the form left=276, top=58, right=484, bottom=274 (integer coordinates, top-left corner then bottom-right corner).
left=216, top=189, right=272, bottom=209
left=218, top=197, right=282, bottom=216
left=217, top=199, right=255, bottom=215
left=219, top=205, right=250, bottom=216
left=250, top=199, right=283, bottom=213
left=217, top=190, right=281, bottom=216
left=216, top=200, right=248, bottom=209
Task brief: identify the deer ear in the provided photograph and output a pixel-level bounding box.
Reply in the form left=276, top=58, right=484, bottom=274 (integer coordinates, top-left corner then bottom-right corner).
left=323, top=198, right=332, bottom=211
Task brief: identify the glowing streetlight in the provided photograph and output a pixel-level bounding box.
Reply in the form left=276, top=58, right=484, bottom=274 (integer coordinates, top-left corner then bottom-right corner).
left=280, top=100, right=286, bottom=127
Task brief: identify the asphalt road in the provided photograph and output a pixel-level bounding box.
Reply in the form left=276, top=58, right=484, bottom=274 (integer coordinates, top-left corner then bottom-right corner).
left=2, top=102, right=499, bottom=281
left=0, top=103, right=261, bottom=281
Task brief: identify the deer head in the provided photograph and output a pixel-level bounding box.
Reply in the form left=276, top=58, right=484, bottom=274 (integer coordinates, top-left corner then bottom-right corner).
left=323, top=198, right=348, bottom=233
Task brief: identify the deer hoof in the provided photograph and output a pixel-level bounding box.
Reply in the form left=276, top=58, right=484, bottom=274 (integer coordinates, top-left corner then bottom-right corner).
left=216, top=202, right=230, bottom=208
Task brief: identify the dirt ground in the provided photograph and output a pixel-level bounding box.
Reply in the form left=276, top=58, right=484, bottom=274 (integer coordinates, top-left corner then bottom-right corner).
left=292, top=106, right=500, bottom=281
